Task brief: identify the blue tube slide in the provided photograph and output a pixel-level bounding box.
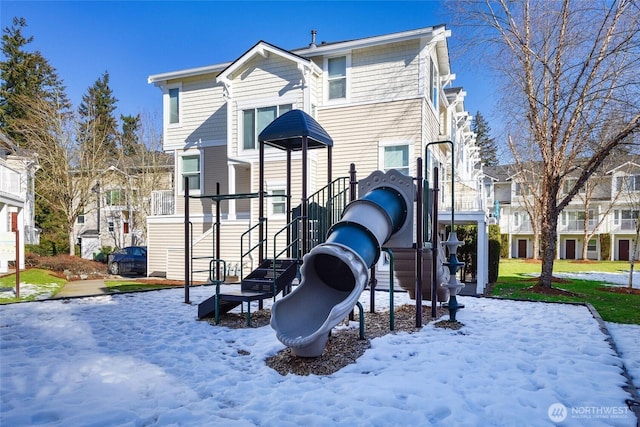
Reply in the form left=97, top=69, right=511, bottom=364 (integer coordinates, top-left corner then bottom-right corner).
left=270, top=169, right=413, bottom=357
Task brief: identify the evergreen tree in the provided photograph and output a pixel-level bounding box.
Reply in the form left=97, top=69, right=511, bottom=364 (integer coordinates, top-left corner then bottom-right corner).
left=0, top=17, right=69, bottom=147
left=78, top=71, right=119, bottom=162
left=472, top=111, right=498, bottom=166
left=120, top=113, right=141, bottom=157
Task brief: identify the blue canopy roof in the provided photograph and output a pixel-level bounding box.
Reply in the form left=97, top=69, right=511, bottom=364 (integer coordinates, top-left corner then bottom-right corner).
left=258, top=109, right=333, bottom=150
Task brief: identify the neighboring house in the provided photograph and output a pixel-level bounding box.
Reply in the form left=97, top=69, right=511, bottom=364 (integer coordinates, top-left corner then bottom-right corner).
left=74, top=155, right=173, bottom=259
left=0, top=132, right=39, bottom=273
left=485, top=155, right=640, bottom=261
left=147, top=26, right=488, bottom=291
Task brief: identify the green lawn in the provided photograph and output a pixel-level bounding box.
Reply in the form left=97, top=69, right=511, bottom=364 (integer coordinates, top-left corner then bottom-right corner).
left=491, top=259, right=640, bottom=324
left=0, top=269, right=66, bottom=303
left=104, top=280, right=174, bottom=293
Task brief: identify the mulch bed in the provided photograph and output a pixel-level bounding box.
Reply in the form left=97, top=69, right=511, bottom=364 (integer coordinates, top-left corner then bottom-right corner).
left=597, top=286, right=640, bottom=296
left=205, top=304, right=452, bottom=376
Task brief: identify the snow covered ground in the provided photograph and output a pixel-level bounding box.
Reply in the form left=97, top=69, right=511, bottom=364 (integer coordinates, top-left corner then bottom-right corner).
left=1, top=278, right=638, bottom=426
left=552, top=271, right=640, bottom=289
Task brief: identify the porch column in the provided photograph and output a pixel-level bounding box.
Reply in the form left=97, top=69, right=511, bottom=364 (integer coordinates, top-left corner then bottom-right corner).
left=476, top=219, right=488, bottom=294
left=227, top=163, right=237, bottom=220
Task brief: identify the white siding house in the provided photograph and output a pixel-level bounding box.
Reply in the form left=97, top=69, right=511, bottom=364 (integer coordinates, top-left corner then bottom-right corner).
left=147, top=26, right=487, bottom=291
left=0, top=132, right=39, bottom=273
left=485, top=156, right=640, bottom=261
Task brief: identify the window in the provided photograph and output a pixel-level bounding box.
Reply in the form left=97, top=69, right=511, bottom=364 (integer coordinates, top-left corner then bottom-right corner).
left=181, top=154, right=201, bottom=192
left=328, top=56, right=347, bottom=100
left=382, top=145, right=410, bottom=175
left=242, top=104, right=292, bottom=150
left=429, top=57, right=439, bottom=110
left=105, top=189, right=126, bottom=206
left=619, top=209, right=639, bottom=230
left=123, top=221, right=129, bottom=234
left=616, top=175, right=640, bottom=192
left=108, top=220, right=114, bottom=232
left=588, top=239, right=597, bottom=252
left=565, top=210, right=595, bottom=231
left=563, top=178, right=585, bottom=194
left=271, top=189, right=286, bottom=216
left=77, top=214, right=85, bottom=224
left=169, top=88, right=179, bottom=124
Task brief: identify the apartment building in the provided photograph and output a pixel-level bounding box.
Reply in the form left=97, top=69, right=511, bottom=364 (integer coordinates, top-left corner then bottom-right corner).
left=147, top=26, right=487, bottom=291
left=485, top=156, right=640, bottom=261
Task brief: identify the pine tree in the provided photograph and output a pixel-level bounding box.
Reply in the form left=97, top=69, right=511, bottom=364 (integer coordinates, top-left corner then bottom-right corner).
left=78, top=71, right=119, bottom=163
left=0, top=17, right=70, bottom=147
left=472, top=111, right=498, bottom=166
left=120, top=114, right=141, bottom=157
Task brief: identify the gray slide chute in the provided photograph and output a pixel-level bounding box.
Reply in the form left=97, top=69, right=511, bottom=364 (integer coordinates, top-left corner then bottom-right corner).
left=270, top=169, right=414, bottom=357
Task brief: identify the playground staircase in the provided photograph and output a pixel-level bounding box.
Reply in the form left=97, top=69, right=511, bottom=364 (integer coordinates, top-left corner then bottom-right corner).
left=197, top=258, right=298, bottom=321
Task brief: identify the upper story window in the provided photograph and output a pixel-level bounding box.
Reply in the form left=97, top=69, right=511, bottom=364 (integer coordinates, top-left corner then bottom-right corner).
left=105, top=189, right=126, bottom=206
left=169, top=87, right=180, bottom=124
left=242, top=104, right=292, bottom=150
left=616, top=174, right=640, bottom=192
left=180, top=153, right=201, bottom=193
left=484, top=182, right=494, bottom=199
left=328, top=56, right=347, bottom=100
left=563, top=178, right=585, bottom=195
left=429, top=57, right=439, bottom=110
left=514, top=182, right=528, bottom=196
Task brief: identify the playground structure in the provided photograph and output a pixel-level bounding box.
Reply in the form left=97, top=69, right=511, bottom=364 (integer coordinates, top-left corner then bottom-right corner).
left=271, top=168, right=420, bottom=356
left=192, top=109, right=460, bottom=356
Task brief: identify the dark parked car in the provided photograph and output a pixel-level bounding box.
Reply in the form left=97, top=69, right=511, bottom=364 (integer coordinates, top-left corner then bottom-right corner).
left=108, top=246, right=147, bottom=276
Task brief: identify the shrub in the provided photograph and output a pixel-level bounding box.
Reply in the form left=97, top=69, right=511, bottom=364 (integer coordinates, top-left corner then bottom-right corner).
left=500, top=234, right=509, bottom=258
left=488, top=239, right=501, bottom=283
left=93, top=246, right=114, bottom=263
left=24, top=253, right=107, bottom=276
left=600, top=234, right=610, bottom=260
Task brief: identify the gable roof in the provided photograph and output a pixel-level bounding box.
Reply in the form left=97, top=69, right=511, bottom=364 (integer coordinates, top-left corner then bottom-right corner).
left=148, top=25, right=452, bottom=86
left=217, top=40, right=320, bottom=86
left=258, top=109, right=333, bottom=150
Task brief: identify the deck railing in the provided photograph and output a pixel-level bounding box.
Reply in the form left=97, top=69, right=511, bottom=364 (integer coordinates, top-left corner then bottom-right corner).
left=151, top=190, right=174, bottom=216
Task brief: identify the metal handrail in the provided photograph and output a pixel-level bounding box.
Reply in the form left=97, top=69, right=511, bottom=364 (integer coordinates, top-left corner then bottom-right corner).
left=272, top=216, right=303, bottom=296
left=240, top=218, right=267, bottom=279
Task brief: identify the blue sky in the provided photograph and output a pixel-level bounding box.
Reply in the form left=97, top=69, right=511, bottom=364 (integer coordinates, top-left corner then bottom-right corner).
left=0, top=1, right=498, bottom=135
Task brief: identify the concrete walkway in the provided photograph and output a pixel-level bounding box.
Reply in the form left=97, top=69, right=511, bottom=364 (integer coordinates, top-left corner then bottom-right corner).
left=53, top=279, right=108, bottom=298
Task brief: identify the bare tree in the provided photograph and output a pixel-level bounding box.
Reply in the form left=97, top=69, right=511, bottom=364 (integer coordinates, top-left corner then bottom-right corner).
left=506, top=137, right=544, bottom=259
left=12, top=94, right=111, bottom=255
left=572, top=156, right=624, bottom=260
left=613, top=161, right=640, bottom=287
left=459, top=0, right=640, bottom=287
left=113, top=111, right=172, bottom=247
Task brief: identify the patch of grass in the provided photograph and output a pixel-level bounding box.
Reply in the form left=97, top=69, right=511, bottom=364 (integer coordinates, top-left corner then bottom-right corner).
left=492, top=261, right=640, bottom=324
left=499, top=259, right=630, bottom=277
left=0, top=269, right=67, bottom=303
left=105, top=280, right=174, bottom=293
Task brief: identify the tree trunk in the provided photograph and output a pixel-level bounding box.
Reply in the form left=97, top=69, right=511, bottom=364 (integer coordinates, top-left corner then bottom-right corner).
left=532, top=225, right=540, bottom=260
left=539, top=190, right=559, bottom=288
left=68, top=229, right=75, bottom=257
left=630, top=225, right=639, bottom=288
